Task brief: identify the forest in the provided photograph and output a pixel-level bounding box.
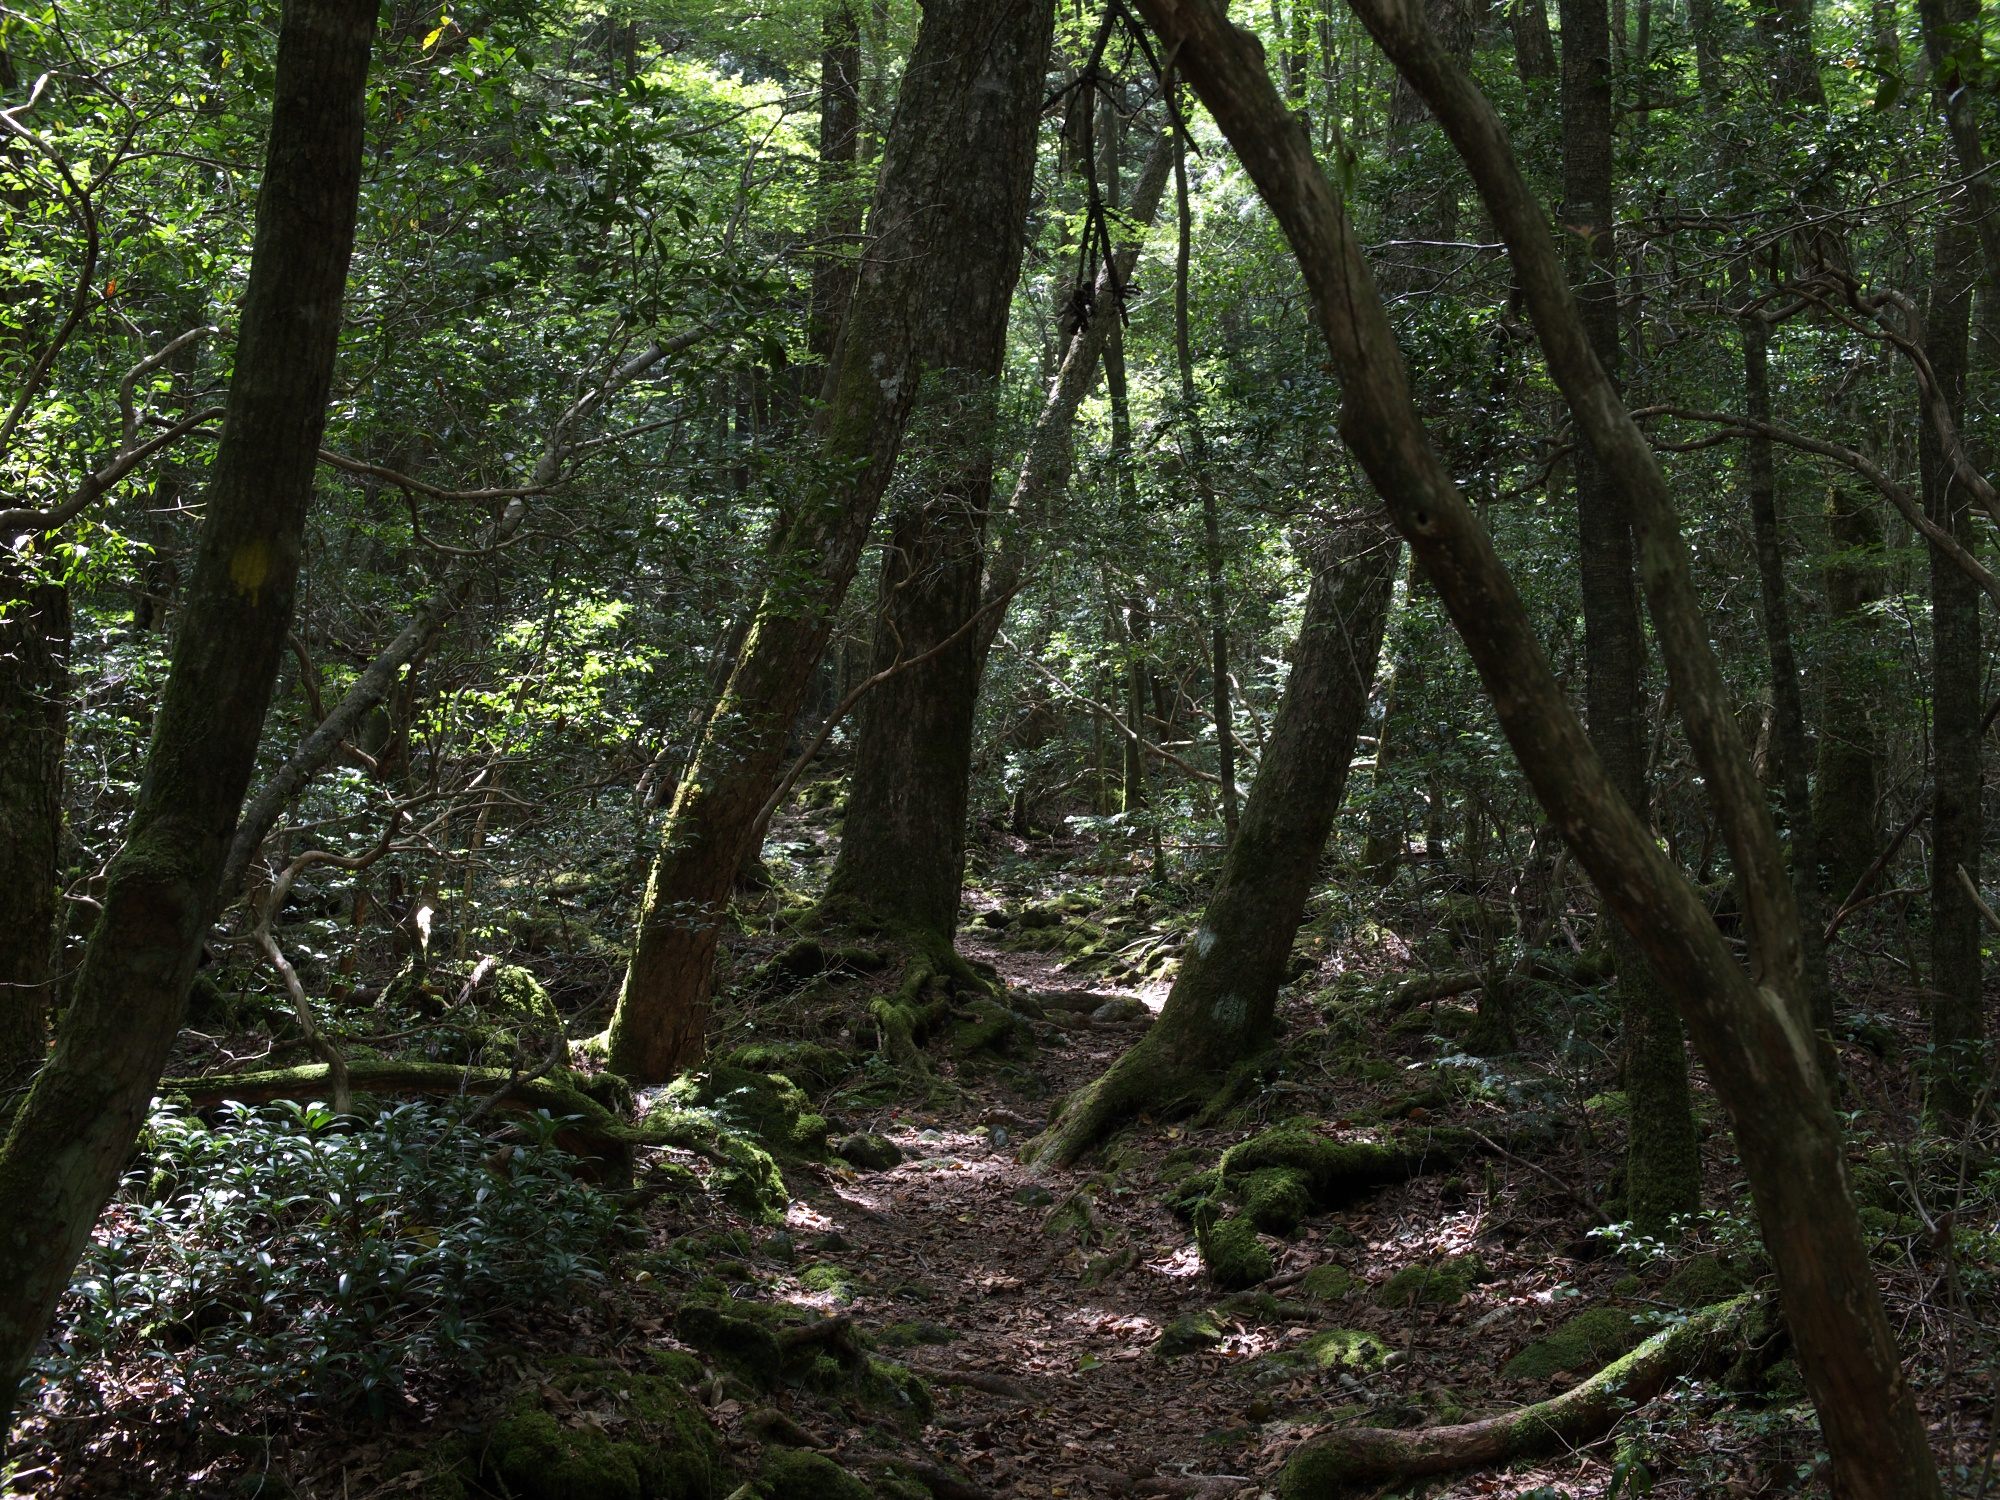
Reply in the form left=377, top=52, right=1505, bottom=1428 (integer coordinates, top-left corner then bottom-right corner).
left=0, top=0, right=1995, bottom=1494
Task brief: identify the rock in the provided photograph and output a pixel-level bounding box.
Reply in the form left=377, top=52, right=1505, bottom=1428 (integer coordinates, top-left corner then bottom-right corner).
left=1299, top=1264, right=1357, bottom=1302
left=1256, top=1328, right=1391, bottom=1375
left=1154, top=1309, right=1226, bottom=1359
left=1376, top=1254, right=1488, bottom=1308
left=1012, top=1184, right=1055, bottom=1208
left=1090, top=997, right=1150, bottom=1024
left=835, top=1132, right=903, bottom=1172
left=977, top=909, right=1014, bottom=930
left=484, top=1361, right=720, bottom=1500
left=764, top=1231, right=796, bottom=1264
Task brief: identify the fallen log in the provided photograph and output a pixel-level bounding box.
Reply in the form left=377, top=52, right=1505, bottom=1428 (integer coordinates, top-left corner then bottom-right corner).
left=1279, top=1294, right=1765, bottom=1495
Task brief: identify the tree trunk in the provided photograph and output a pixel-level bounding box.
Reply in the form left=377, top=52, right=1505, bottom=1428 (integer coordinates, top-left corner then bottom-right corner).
left=808, top=2, right=863, bottom=373
left=1125, top=4, right=1942, bottom=1493
left=0, top=568, right=67, bottom=1090
left=1813, top=488, right=1886, bottom=896
left=0, top=0, right=377, bottom=1434
left=1920, top=211, right=1983, bottom=1127
left=606, top=0, right=1054, bottom=1083
left=1034, top=520, right=1397, bottom=1165
left=1560, top=0, right=1697, bottom=1236
left=1742, top=312, right=1834, bottom=1033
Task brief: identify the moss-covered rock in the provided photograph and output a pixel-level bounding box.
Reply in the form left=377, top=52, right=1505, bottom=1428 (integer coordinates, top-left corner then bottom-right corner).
left=1154, top=1308, right=1226, bottom=1359
left=1299, top=1264, right=1357, bottom=1302
left=719, top=1040, right=851, bottom=1095
left=640, top=1108, right=790, bottom=1224
left=1198, top=1216, right=1274, bottom=1290
left=483, top=1363, right=720, bottom=1500
left=1220, top=1126, right=1457, bottom=1211
left=753, top=1450, right=870, bottom=1500
left=1501, top=1306, right=1643, bottom=1381
left=799, top=1262, right=859, bottom=1304
left=1239, top=1167, right=1312, bottom=1235
left=660, top=1066, right=828, bottom=1161
left=1377, top=1254, right=1486, bottom=1308
left=950, top=997, right=1030, bottom=1058
left=834, top=1131, right=903, bottom=1171
left=1258, top=1328, right=1390, bottom=1374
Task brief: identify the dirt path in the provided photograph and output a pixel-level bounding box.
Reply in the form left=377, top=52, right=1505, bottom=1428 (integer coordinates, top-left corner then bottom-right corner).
left=779, top=936, right=1280, bottom=1498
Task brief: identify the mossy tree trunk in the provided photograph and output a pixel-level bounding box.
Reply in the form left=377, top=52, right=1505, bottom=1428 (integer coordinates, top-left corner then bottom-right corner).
left=1559, top=0, right=1697, bottom=1237
left=0, top=565, right=67, bottom=1090
left=607, top=0, right=1054, bottom=1082
left=1036, top=521, right=1397, bottom=1165
left=1129, top=3, right=1941, bottom=1493
left=0, top=0, right=377, bottom=1434
left=1814, top=488, right=1886, bottom=897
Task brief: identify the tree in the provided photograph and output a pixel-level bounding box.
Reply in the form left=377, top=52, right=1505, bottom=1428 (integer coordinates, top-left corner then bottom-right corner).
left=1123, top=1, right=1942, bottom=1492
left=605, top=0, right=1055, bottom=1084
left=1034, top=516, right=1396, bottom=1165
left=0, top=0, right=379, bottom=1432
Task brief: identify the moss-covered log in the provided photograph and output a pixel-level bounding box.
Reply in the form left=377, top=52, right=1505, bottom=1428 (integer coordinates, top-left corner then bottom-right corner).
left=1279, top=1295, right=1763, bottom=1495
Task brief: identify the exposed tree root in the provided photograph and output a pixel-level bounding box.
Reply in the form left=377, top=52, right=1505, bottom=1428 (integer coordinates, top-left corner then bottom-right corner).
left=1278, top=1294, right=1766, bottom=1495
left=1026, top=1031, right=1216, bottom=1170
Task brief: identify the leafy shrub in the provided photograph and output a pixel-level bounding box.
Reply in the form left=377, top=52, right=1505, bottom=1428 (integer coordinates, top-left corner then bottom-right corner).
left=38, top=1097, right=619, bottom=1422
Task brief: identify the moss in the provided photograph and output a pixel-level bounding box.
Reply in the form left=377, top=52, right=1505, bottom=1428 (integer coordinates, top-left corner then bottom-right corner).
left=719, top=1041, right=851, bottom=1095
left=1154, top=1308, right=1225, bottom=1359
left=660, top=1065, right=828, bottom=1161
left=1582, top=1090, right=1630, bottom=1118
left=1377, top=1255, right=1486, bottom=1308
left=754, top=1449, right=871, bottom=1500
left=639, top=1108, right=790, bottom=1224
left=833, top=1131, right=902, bottom=1171
left=484, top=1365, right=719, bottom=1500
left=674, top=1302, right=786, bottom=1387
left=799, top=1262, right=859, bottom=1303
left=1220, top=1126, right=1448, bottom=1209
left=950, top=997, right=1030, bottom=1059
left=1501, top=1306, right=1643, bottom=1381
left=858, top=1357, right=932, bottom=1428
left=1198, top=1216, right=1274, bottom=1290
left=1259, top=1327, right=1390, bottom=1373
left=1299, top=1264, right=1356, bottom=1302
left=1658, top=1255, right=1747, bottom=1308
left=1238, top=1166, right=1313, bottom=1235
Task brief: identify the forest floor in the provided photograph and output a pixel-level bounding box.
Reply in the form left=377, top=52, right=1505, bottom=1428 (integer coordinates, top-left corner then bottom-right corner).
left=12, top=816, right=1999, bottom=1499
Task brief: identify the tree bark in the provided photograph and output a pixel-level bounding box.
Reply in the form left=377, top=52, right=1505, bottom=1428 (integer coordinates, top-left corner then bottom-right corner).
left=1813, top=488, right=1886, bottom=896
left=0, top=567, right=66, bottom=1091
left=808, top=1, right=863, bottom=373
left=1034, top=519, right=1397, bottom=1165
left=1920, top=211, right=1983, bottom=1127
left=1559, top=0, right=1698, bottom=1236
left=0, top=0, right=377, bottom=1434
left=1124, top=3, right=1941, bottom=1494
left=606, top=0, right=1054, bottom=1083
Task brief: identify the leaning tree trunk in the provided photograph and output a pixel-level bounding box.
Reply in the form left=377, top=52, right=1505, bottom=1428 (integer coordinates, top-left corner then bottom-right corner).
left=0, top=567, right=67, bottom=1091
left=605, top=0, right=1054, bottom=1084
left=1126, top=3, right=1942, bottom=1494
left=0, top=0, right=376, bottom=1435
left=1920, top=211, right=1983, bottom=1127
left=1559, top=0, right=1697, bottom=1236
left=1034, top=519, right=1397, bottom=1166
